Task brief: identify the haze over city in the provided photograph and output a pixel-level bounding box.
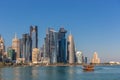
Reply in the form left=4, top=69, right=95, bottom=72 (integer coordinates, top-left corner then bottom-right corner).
left=0, top=0, right=120, bottom=62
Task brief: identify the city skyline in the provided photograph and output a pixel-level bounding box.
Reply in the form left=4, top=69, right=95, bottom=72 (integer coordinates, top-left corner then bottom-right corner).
left=0, top=0, right=120, bottom=62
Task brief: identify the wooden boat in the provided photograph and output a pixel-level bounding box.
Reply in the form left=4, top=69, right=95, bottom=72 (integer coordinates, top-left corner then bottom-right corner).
left=83, top=64, right=94, bottom=71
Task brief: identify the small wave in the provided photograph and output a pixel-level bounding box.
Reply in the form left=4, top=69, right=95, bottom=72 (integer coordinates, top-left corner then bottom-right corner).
left=95, top=66, right=120, bottom=72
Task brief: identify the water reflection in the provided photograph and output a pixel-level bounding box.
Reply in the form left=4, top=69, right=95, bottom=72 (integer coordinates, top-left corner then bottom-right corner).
left=31, top=67, right=39, bottom=80
left=0, top=67, right=39, bottom=80
left=0, top=66, right=84, bottom=80
left=0, top=69, right=2, bottom=80
left=0, top=66, right=120, bottom=80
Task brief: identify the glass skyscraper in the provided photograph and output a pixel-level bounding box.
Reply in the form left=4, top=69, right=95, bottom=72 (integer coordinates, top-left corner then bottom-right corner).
left=44, top=28, right=67, bottom=63
left=30, top=26, right=38, bottom=49
left=44, top=28, right=58, bottom=63
left=22, top=34, right=32, bottom=62
left=7, top=47, right=16, bottom=61
left=58, top=28, right=67, bottom=63
left=19, top=39, right=23, bottom=58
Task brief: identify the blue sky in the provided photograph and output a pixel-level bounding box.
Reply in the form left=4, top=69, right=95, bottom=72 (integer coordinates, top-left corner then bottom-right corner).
left=0, top=0, right=120, bottom=62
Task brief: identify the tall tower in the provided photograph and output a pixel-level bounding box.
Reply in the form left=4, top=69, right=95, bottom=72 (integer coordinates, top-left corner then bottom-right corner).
left=22, top=34, right=32, bottom=62
left=91, top=52, right=100, bottom=64
left=58, top=28, right=67, bottom=63
left=44, top=28, right=58, bottom=63
left=67, top=34, right=75, bottom=64
left=0, top=35, right=5, bottom=61
left=30, top=26, right=38, bottom=49
left=12, top=34, right=20, bottom=60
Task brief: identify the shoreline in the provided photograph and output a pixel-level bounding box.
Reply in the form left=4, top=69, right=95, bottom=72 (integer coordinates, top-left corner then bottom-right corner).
left=1, top=62, right=120, bottom=68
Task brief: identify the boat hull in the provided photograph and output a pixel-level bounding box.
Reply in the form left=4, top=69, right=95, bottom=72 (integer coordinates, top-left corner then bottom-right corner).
left=83, top=64, right=94, bottom=71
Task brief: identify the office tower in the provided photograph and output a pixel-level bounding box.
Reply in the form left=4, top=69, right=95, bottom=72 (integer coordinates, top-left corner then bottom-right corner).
left=32, top=48, right=39, bottom=63
left=7, top=47, right=16, bottom=61
left=44, top=28, right=58, bottom=63
left=67, top=34, right=75, bottom=64
left=12, top=34, right=20, bottom=60
left=0, top=35, right=5, bottom=62
left=76, top=51, right=83, bottom=64
left=43, top=40, right=47, bottom=58
left=30, top=26, right=38, bottom=49
left=52, top=31, right=58, bottom=63
left=91, top=52, right=100, bottom=64
left=85, top=57, right=87, bottom=64
left=19, top=39, right=23, bottom=58
left=22, top=34, right=32, bottom=62
left=58, top=28, right=67, bottom=63
left=41, top=44, right=45, bottom=58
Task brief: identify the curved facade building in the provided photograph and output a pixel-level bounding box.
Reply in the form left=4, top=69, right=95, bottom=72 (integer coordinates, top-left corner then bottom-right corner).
left=67, top=34, right=75, bottom=64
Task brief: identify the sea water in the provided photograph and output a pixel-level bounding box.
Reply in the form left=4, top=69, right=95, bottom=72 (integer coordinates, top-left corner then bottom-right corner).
left=0, top=65, right=120, bottom=80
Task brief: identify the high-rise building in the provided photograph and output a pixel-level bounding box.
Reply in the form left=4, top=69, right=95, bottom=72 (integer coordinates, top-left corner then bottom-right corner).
left=76, top=51, right=83, bottom=64
left=58, top=28, right=67, bottom=63
left=12, top=34, right=20, bottom=60
left=0, top=35, right=5, bottom=62
left=84, top=57, right=88, bottom=64
left=19, top=39, right=23, bottom=58
left=22, top=34, right=32, bottom=62
left=32, top=48, right=39, bottom=63
left=44, top=28, right=58, bottom=63
left=30, top=26, right=38, bottom=49
left=51, top=31, right=58, bottom=63
left=44, top=27, right=67, bottom=64
left=7, top=47, right=16, bottom=61
left=67, top=34, right=75, bottom=64
left=91, top=52, right=100, bottom=64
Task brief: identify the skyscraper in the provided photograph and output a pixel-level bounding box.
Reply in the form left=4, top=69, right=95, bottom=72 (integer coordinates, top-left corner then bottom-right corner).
left=58, top=28, right=67, bottom=63
left=19, top=39, right=23, bottom=58
left=22, top=34, right=32, bottom=62
left=44, top=28, right=58, bottom=63
left=67, top=34, right=75, bottom=64
left=91, top=52, right=100, bottom=64
left=30, top=26, right=38, bottom=49
left=85, top=57, right=88, bottom=64
left=0, top=35, right=5, bottom=62
left=51, top=30, right=58, bottom=63
left=12, top=34, right=20, bottom=60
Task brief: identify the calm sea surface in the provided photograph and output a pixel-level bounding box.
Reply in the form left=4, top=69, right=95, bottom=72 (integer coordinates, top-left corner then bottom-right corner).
left=0, top=65, right=120, bottom=80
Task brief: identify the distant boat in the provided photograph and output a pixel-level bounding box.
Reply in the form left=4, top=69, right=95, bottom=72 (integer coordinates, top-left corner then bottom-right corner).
left=83, top=64, right=94, bottom=71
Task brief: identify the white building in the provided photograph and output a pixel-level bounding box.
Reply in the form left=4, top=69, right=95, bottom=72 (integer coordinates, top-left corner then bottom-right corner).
left=91, top=52, right=100, bottom=64
left=12, top=34, right=20, bottom=61
left=76, top=51, right=83, bottom=64
left=32, top=48, right=39, bottom=64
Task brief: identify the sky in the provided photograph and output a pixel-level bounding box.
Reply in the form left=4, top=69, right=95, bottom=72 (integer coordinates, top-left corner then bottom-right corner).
left=0, top=0, right=120, bottom=62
